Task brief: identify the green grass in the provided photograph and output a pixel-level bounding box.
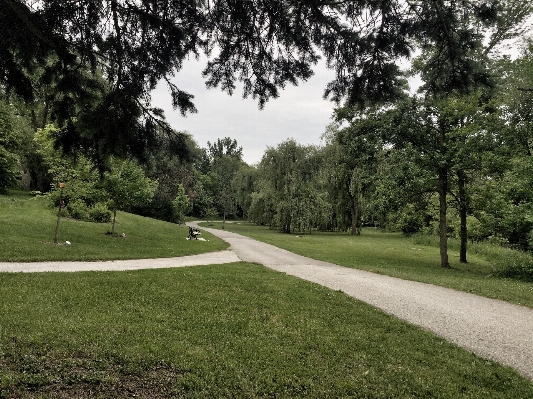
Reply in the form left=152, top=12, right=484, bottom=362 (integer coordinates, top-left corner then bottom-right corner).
left=0, top=191, right=228, bottom=262
left=1, top=264, right=532, bottom=398
left=2, top=193, right=532, bottom=396
left=202, top=222, right=533, bottom=308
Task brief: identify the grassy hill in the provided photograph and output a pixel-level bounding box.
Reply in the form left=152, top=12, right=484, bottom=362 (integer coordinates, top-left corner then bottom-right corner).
left=0, top=191, right=228, bottom=262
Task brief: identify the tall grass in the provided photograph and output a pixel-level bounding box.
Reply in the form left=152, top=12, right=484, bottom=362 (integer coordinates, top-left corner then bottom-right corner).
left=411, top=233, right=533, bottom=282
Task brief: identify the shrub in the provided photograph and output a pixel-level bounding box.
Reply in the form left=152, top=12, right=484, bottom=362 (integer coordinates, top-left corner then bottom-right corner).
left=59, top=207, right=70, bottom=218
left=392, top=208, right=424, bottom=234
left=411, top=232, right=533, bottom=282
left=68, top=199, right=89, bottom=221
left=89, top=202, right=112, bottom=223
left=491, top=248, right=533, bottom=282
left=461, top=240, right=533, bottom=282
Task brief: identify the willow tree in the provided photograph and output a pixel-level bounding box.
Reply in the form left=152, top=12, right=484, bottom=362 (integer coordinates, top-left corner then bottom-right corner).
left=0, top=101, right=21, bottom=193
left=330, top=110, right=386, bottom=235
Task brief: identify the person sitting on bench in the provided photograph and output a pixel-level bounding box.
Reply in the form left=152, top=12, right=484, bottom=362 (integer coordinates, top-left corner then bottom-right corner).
left=188, top=226, right=200, bottom=240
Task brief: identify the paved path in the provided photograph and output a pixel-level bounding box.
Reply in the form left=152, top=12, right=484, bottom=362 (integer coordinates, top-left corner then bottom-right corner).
left=0, top=250, right=240, bottom=273
left=2, top=222, right=533, bottom=380
left=189, top=222, right=533, bottom=380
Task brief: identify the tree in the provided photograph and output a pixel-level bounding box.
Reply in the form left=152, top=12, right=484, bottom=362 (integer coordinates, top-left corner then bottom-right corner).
left=370, top=138, right=437, bottom=234
left=381, top=96, right=455, bottom=267
left=211, top=155, right=242, bottom=228
left=252, top=140, right=329, bottom=234
left=482, top=0, right=533, bottom=57
left=190, top=175, right=215, bottom=219
left=34, top=124, right=109, bottom=218
left=103, top=158, right=158, bottom=235
left=399, top=0, right=533, bottom=267
left=200, top=138, right=245, bottom=227
left=136, top=130, right=201, bottom=222
left=497, top=40, right=533, bottom=157
left=467, top=47, right=533, bottom=250
left=0, top=100, right=20, bottom=193
left=172, top=184, right=190, bottom=225
left=332, top=109, right=387, bottom=235
left=438, top=90, right=504, bottom=262
left=5, top=0, right=502, bottom=165
left=231, top=163, right=258, bottom=218
left=207, top=138, right=243, bottom=161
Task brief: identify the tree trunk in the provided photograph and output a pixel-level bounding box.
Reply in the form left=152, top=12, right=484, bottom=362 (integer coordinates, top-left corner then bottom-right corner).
left=458, top=170, right=468, bottom=263
left=284, top=214, right=291, bottom=234
left=222, top=210, right=226, bottom=229
left=53, top=195, right=63, bottom=244
left=438, top=168, right=450, bottom=268
left=350, top=194, right=361, bottom=236
left=111, top=209, right=117, bottom=235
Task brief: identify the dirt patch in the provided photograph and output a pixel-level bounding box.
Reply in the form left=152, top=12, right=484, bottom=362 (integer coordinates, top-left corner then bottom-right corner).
left=0, top=341, right=183, bottom=398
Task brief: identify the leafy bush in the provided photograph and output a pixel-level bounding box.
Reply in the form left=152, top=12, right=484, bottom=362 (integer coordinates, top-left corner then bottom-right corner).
left=171, top=184, right=190, bottom=224
left=490, top=247, right=533, bottom=282
left=63, top=199, right=111, bottom=223
left=462, top=237, right=533, bottom=281
left=58, top=207, right=70, bottom=218
left=466, top=215, right=492, bottom=242
left=412, top=232, right=533, bottom=282
left=68, top=199, right=89, bottom=221
left=89, top=202, right=112, bottom=223
left=389, top=205, right=425, bottom=234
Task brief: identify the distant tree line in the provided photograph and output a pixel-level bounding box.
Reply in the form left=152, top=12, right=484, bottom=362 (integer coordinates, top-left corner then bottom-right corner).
left=1, top=0, right=533, bottom=273
left=245, top=42, right=533, bottom=273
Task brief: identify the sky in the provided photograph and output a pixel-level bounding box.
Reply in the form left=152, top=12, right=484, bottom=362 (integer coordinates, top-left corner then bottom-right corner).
left=151, top=34, right=528, bottom=166
left=151, top=56, right=337, bottom=165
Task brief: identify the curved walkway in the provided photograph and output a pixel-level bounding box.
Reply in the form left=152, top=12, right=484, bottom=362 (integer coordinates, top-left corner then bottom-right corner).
left=0, top=250, right=240, bottom=273
left=2, top=222, right=532, bottom=380
left=189, top=222, right=533, bottom=380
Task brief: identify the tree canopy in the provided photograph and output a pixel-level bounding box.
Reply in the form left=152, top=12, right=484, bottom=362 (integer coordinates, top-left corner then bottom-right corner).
left=1, top=0, right=508, bottom=165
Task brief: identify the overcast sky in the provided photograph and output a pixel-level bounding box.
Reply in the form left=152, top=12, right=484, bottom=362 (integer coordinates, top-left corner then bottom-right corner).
left=150, top=33, right=528, bottom=166
left=151, top=56, right=337, bottom=165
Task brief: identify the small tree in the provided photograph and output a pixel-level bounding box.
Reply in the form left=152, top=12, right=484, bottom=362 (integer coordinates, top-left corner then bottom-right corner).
left=172, top=184, right=189, bottom=225
left=103, top=158, right=158, bottom=234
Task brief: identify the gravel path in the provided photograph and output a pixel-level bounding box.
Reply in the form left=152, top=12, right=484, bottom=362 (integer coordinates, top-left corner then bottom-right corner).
left=189, top=222, right=533, bottom=380
left=2, top=222, right=532, bottom=380
left=0, top=250, right=240, bottom=273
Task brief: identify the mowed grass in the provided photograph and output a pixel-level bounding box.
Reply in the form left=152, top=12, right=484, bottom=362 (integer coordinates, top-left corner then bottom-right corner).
left=1, top=263, right=532, bottom=398
left=0, top=192, right=228, bottom=262
left=202, top=222, right=533, bottom=308
left=1, top=193, right=532, bottom=396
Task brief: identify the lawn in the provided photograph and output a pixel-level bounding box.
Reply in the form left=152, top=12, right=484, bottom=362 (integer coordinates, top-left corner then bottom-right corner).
left=0, top=191, right=228, bottom=262
left=200, top=222, right=533, bottom=309
left=1, top=264, right=532, bottom=398
left=1, top=193, right=532, bottom=397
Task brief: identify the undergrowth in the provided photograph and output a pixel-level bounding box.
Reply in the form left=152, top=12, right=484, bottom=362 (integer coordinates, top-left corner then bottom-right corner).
left=411, top=234, right=533, bottom=282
